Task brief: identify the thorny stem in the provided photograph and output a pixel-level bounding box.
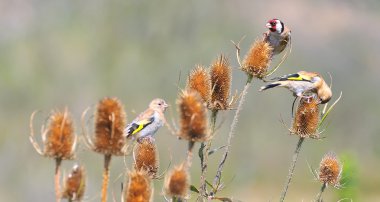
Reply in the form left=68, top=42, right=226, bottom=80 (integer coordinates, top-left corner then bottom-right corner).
left=316, top=182, right=327, bottom=202
left=55, top=158, right=62, bottom=202
left=279, top=137, right=305, bottom=202
left=213, top=76, right=253, bottom=193
left=101, top=154, right=112, bottom=202
left=199, top=110, right=219, bottom=197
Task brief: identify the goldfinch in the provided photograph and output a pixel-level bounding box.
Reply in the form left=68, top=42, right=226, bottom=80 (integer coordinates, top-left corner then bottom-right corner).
left=259, top=71, right=332, bottom=104
left=124, top=98, right=169, bottom=140
left=264, top=18, right=291, bottom=56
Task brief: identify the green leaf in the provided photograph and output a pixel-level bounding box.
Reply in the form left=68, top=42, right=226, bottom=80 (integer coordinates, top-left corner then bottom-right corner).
left=205, top=180, right=214, bottom=189
left=190, top=185, right=199, bottom=193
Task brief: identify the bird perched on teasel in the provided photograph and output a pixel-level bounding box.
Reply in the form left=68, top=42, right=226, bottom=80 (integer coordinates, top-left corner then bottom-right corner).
left=264, top=18, right=291, bottom=56
left=124, top=98, right=169, bottom=140
left=259, top=71, right=332, bottom=104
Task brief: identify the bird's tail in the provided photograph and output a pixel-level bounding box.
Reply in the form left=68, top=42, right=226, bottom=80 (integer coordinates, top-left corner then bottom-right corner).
left=259, top=83, right=281, bottom=91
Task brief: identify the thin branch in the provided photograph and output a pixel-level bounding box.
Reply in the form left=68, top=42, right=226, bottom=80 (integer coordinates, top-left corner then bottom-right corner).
left=213, top=77, right=252, bottom=192
left=29, top=110, right=44, bottom=156
left=279, top=137, right=305, bottom=202
left=55, top=157, right=62, bottom=202
left=81, top=107, right=94, bottom=149
left=199, top=110, right=218, bottom=197
left=101, top=154, right=112, bottom=202
left=231, top=35, right=246, bottom=68
left=316, top=182, right=327, bottom=202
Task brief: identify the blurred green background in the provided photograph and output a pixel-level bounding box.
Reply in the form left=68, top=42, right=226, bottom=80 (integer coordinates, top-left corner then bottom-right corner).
left=1, top=0, right=379, bottom=201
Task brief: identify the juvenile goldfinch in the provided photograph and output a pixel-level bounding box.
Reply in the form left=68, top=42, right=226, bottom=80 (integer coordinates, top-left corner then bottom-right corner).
left=264, top=18, right=291, bottom=56
left=259, top=71, right=332, bottom=104
left=124, top=98, right=169, bottom=140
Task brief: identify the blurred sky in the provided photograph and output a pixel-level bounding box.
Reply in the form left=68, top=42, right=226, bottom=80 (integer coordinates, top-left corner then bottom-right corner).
left=1, top=0, right=380, bottom=201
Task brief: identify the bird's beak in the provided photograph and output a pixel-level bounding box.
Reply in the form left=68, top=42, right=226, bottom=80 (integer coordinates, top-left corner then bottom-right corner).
left=266, top=23, right=271, bottom=28
left=164, top=103, right=169, bottom=108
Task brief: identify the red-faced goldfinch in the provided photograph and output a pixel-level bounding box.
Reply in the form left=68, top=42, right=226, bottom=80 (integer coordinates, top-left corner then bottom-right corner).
left=124, top=98, right=169, bottom=140
left=259, top=71, right=332, bottom=104
left=264, top=18, right=291, bottom=56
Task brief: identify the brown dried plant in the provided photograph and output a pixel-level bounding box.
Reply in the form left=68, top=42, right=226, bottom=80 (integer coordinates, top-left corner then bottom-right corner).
left=209, top=55, right=232, bottom=110
left=165, top=163, right=189, bottom=200
left=82, top=97, right=127, bottom=202
left=133, top=137, right=159, bottom=178
left=29, top=108, right=77, bottom=202
left=187, top=65, right=211, bottom=104
left=316, top=152, right=342, bottom=201
left=177, top=90, right=209, bottom=143
left=292, top=97, right=320, bottom=138
left=242, top=38, right=273, bottom=80
left=62, top=164, right=86, bottom=202
left=177, top=90, right=210, bottom=167
left=124, top=170, right=152, bottom=202
left=319, top=152, right=342, bottom=187
left=280, top=97, right=322, bottom=202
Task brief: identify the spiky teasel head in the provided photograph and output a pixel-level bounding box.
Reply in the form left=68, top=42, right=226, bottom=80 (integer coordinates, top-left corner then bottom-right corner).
left=177, top=90, right=210, bottom=142
left=187, top=65, right=211, bottom=104
left=44, top=109, right=76, bottom=160
left=319, top=152, right=342, bottom=187
left=165, top=163, right=189, bottom=198
left=209, top=55, right=232, bottom=110
left=124, top=170, right=152, bottom=202
left=62, top=164, right=86, bottom=201
left=133, top=137, right=159, bottom=178
left=292, top=97, right=320, bottom=138
left=242, top=38, right=273, bottom=79
left=93, top=97, right=127, bottom=156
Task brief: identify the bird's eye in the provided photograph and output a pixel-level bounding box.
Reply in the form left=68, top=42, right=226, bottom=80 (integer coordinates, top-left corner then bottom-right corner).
left=270, top=21, right=276, bottom=26
left=158, top=103, right=162, bottom=105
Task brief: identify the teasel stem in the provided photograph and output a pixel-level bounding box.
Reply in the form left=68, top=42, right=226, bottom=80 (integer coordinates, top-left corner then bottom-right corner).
left=213, top=75, right=253, bottom=192
left=316, top=182, right=327, bottom=202
left=55, top=157, right=62, bottom=202
left=199, top=109, right=218, bottom=197
left=280, top=137, right=305, bottom=202
left=187, top=141, right=195, bottom=168
left=101, top=154, right=112, bottom=202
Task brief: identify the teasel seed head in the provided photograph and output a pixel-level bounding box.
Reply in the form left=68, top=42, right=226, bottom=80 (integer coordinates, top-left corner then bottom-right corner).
left=319, top=152, right=342, bottom=187
left=124, top=170, right=152, bottom=202
left=209, top=54, right=232, bottom=110
left=93, top=97, right=127, bottom=156
left=44, top=109, right=76, bottom=160
left=177, top=90, right=209, bottom=142
left=133, top=136, right=159, bottom=178
left=62, top=164, right=86, bottom=201
left=186, top=65, right=211, bottom=104
left=242, top=38, right=273, bottom=79
left=292, top=97, right=320, bottom=138
left=165, top=163, right=189, bottom=198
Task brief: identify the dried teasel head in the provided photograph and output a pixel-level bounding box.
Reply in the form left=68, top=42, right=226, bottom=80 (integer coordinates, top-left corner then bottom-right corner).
left=165, top=163, right=189, bottom=198
left=186, top=65, right=211, bottom=104
left=177, top=90, right=209, bottom=142
left=43, top=109, right=76, bottom=160
left=209, top=55, right=231, bottom=110
left=319, top=152, right=342, bottom=187
left=242, top=38, right=273, bottom=79
left=133, top=137, right=159, bottom=178
left=292, top=97, right=320, bottom=138
left=62, top=164, right=86, bottom=201
left=124, top=170, right=152, bottom=202
left=93, top=97, right=127, bottom=156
